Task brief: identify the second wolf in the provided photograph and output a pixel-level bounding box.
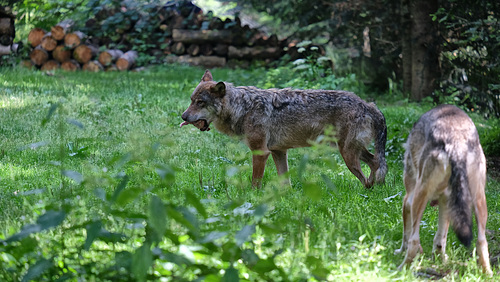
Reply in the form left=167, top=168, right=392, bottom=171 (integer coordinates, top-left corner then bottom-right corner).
left=395, top=104, right=492, bottom=275
left=181, top=70, right=387, bottom=188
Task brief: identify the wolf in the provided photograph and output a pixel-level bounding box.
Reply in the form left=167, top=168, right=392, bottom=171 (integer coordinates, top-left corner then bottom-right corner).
left=180, top=70, right=387, bottom=188
left=394, top=104, right=492, bottom=275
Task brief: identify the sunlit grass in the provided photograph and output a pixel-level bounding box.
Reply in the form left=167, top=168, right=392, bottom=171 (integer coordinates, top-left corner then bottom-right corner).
left=0, top=65, right=498, bottom=280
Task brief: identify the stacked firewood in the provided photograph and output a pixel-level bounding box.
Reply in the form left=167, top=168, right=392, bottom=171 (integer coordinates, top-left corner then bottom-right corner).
left=80, top=1, right=288, bottom=68
left=27, top=20, right=138, bottom=71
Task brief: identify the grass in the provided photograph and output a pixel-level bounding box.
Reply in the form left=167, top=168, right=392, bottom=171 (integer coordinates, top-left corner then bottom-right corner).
left=0, top=65, right=499, bottom=281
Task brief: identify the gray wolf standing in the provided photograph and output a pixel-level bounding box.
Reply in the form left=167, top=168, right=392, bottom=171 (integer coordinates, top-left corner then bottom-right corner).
left=395, top=104, right=492, bottom=275
left=180, top=70, right=387, bottom=188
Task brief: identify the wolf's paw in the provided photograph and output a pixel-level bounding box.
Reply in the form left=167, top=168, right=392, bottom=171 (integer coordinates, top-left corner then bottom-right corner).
left=394, top=248, right=404, bottom=255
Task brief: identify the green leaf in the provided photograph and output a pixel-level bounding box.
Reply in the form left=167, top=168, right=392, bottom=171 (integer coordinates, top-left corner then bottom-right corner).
left=148, top=196, right=167, bottom=241
left=221, top=266, right=239, bottom=282
left=132, top=242, right=153, bottom=282
left=41, top=103, right=58, bottom=126
left=84, top=221, right=102, bottom=250
left=198, top=231, right=228, bottom=244
left=61, top=170, right=83, bottom=185
left=116, top=186, right=142, bottom=207
left=37, top=210, right=66, bottom=230
left=21, top=258, right=53, bottom=282
left=235, top=224, right=255, bottom=246
left=303, top=182, right=322, bottom=201
left=242, top=249, right=260, bottom=267
left=111, top=175, right=129, bottom=204
left=66, top=118, right=84, bottom=129
left=185, top=190, right=207, bottom=218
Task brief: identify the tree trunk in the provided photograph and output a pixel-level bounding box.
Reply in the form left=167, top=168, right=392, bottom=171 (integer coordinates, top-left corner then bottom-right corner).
left=40, top=32, right=58, bottom=51
left=28, top=28, right=46, bottom=47
left=61, top=60, right=80, bottom=71
left=51, top=19, right=74, bottom=41
left=73, top=44, right=98, bottom=64
left=401, top=0, right=412, bottom=94
left=64, top=31, right=85, bottom=49
left=52, top=45, right=71, bottom=63
left=409, top=0, right=440, bottom=101
left=30, top=46, right=49, bottom=66
left=116, top=50, right=138, bottom=71
left=98, top=49, right=124, bottom=66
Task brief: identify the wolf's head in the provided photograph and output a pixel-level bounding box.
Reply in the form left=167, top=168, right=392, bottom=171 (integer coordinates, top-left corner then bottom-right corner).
left=180, top=70, right=226, bottom=131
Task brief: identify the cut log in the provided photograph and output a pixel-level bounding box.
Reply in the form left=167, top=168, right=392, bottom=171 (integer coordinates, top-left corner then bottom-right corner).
left=187, top=44, right=200, bottom=56
left=200, top=44, right=213, bottom=56
left=172, top=29, right=233, bottom=44
left=172, top=42, right=185, bottom=55
left=165, top=55, right=226, bottom=68
left=40, top=32, right=58, bottom=51
left=98, top=49, right=123, bottom=66
left=64, top=31, right=85, bottom=49
left=213, top=44, right=228, bottom=56
left=106, top=65, right=118, bottom=72
left=0, top=43, right=20, bottom=56
left=116, top=50, right=138, bottom=71
left=20, top=60, right=33, bottom=69
left=28, top=28, right=47, bottom=47
left=61, top=60, right=80, bottom=71
left=228, top=46, right=281, bottom=60
left=41, top=60, right=60, bottom=71
left=73, top=44, right=98, bottom=64
left=52, top=45, right=71, bottom=63
left=83, top=60, right=104, bottom=72
left=30, top=46, right=49, bottom=66
left=28, top=28, right=47, bottom=48
left=51, top=19, right=74, bottom=40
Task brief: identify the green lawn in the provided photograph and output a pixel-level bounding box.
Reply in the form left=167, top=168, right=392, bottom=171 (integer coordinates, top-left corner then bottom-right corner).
left=0, top=65, right=498, bottom=281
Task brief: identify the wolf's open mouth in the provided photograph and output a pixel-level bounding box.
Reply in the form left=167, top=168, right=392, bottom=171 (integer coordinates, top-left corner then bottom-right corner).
left=179, top=119, right=210, bottom=131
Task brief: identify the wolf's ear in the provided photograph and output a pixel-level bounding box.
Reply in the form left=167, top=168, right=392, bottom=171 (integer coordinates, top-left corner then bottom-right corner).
left=201, top=70, right=213, bottom=82
left=212, top=82, right=226, bottom=98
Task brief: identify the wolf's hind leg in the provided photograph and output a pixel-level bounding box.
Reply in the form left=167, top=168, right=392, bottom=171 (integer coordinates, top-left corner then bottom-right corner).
left=271, top=150, right=291, bottom=186
left=432, top=196, right=450, bottom=262
left=469, top=165, right=492, bottom=275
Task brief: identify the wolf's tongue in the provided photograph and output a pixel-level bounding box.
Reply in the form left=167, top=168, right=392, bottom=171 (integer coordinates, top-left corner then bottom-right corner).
left=179, top=121, right=190, bottom=128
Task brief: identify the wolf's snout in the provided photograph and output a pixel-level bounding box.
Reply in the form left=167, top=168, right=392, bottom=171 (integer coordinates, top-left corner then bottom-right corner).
left=181, top=111, right=189, bottom=121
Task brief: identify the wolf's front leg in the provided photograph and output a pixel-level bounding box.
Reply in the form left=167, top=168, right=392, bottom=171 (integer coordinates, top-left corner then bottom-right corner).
left=251, top=151, right=270, bottom=188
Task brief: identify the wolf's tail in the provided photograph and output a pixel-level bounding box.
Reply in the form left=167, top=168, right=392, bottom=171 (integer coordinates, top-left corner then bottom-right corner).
left=373, top=109, right=387, bottom=184
left=448, top=156, right=473, bottom=247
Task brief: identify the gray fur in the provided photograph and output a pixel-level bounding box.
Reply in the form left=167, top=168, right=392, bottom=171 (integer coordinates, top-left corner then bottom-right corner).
left=181, top=70, right=387, bottom=188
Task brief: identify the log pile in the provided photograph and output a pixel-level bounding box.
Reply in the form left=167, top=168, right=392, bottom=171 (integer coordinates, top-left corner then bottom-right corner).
left=23, top=1, right=305, bottom=70
left=78, top=1, right=288, bottom=68
left=26, top=20, right=138, bottom=72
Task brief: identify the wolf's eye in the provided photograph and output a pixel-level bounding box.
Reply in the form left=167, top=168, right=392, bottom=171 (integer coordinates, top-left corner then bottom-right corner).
left=196, top=100, right=205, bottom=106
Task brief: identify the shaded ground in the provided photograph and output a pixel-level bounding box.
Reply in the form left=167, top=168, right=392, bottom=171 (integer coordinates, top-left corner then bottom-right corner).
left=487, top=156, right=500, bottom=180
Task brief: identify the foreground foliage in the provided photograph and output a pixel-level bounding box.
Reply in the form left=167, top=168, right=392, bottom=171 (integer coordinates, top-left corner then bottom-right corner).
left=0, top=65, right=499, bottom=280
